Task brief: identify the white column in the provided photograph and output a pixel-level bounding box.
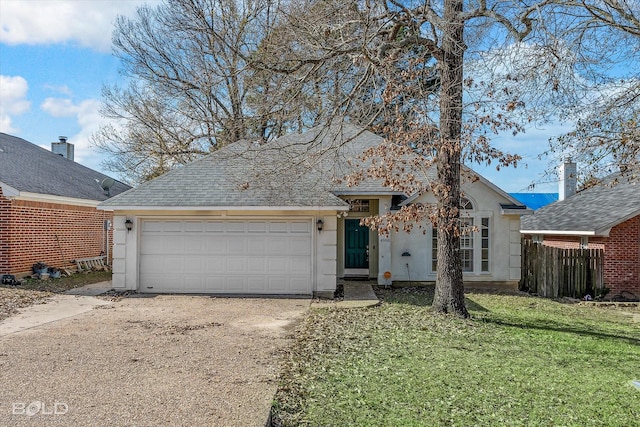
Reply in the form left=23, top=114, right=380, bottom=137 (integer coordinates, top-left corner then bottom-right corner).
left=377, top=196, right=392, bottom=285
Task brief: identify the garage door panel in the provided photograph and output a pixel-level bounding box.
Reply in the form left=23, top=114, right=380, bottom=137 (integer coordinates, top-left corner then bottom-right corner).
left=290, top=258, right=311, bottom=274
left=291, top=221, right=310, bottom=233
left=248, top=221, right=267, bottom=232
left=139, top=218, right=313, bottom=294
left=181, top=276, right=203, bottom=291
left=184, top=221, right=204, bottom=232
left=247, top=258, right=266, bottom=272
left=247, top=276, right=267, bottom=291
left=289, top=277, right=311, bottom=292
left=205, top=237, right=227, bottom=253
left=184, top=258, right=204, bottom=273
left=140, top=256, right=169, bottom=274
left=184, top=236, right=204, bottom=252
left=247, top=237, right=266, bottom=253
left=163, top=221, right=183, bottom=232
left=205, top=257, right=224, bottom=272
left=268, top=238, right=287, bottom=253
left=267, top=277, right=287, bottom=292
left=228, top=238, right=245, bottom=253
left=227, top=276, right=246, bottom=291
left=141, top=273, right=183, bottom=291
left=227, top=221, right=245, bottom=232
left=142, top=221, right=163, bottom=233
left=290, top=237, right=312, bottom=255
left=227, top=257, right=246, bottom=272
left=206, top=221, right=224, bottom=232
left=268, top=258, right=287, bottom=274
left=269, top=221, right=288, bottom=233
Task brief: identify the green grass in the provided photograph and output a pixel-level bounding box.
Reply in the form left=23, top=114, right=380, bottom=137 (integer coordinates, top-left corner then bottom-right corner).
left=272, top=286, right=640, bottom=426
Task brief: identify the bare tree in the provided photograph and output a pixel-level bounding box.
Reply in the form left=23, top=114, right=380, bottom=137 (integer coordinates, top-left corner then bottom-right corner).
left=545, top=0, right=640, bottom=182
left=92, top=0, right=292, bottom=184
left=255, top=0, right=573, bottom=317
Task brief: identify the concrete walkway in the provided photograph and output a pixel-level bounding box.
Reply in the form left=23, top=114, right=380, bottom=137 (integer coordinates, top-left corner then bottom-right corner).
left=0, top=281, right=114, bottom=337
left=64, top=280, right=113, bottom=296
left=335, top=281, right=380, bottom=308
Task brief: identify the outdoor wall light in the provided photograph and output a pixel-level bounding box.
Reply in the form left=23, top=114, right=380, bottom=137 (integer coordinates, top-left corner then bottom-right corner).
left=125, top=219, right=133, bottom=232
left=316, top=219, right=324, bottom=231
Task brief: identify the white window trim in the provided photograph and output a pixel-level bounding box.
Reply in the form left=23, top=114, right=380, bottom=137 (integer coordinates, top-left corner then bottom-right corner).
left=430, top=213, right=492, bottom=275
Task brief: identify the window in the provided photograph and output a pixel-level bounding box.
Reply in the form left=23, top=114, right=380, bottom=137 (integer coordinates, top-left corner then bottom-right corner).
left=460, top=218, right=474, bottom=272
left=481, top=218, right=490, bottom=272
left=460, top=197, right=473, bottom=210
left=348, top=199, right=370, bottom=212
left=431, top=228, right=438, bottom=272
left=431, top=215, right=491, bottom=274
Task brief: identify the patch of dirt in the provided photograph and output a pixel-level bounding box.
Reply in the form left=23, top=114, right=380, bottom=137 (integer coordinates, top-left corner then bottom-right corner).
left=0, top=287, right=52, bottom=322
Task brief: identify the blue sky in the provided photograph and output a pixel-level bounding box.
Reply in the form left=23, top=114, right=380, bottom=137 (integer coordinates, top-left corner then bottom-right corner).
left=0, top=0, right=563, bottom=192
left=0, top=0, right=157, bottom=174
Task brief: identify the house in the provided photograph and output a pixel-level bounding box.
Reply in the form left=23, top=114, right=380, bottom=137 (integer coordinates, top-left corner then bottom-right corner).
left=0, top=133, right=131, bottom=276
left=98, top=124, right=531, bottom=296
left=520, top=163, right=640, bottom=297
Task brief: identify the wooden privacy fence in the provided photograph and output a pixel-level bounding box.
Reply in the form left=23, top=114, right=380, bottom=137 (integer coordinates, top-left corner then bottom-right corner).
left=520, top=239, right=604, bottom=298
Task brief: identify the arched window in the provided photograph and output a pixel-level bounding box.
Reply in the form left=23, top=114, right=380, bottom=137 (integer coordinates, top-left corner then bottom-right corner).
left=460, top=197, right=473, bottom=210
left=432, top=197, right=490, bottom=274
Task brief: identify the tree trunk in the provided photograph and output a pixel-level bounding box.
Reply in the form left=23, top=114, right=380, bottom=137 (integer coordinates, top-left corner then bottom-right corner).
left=432, top=0, right=470, bottom=317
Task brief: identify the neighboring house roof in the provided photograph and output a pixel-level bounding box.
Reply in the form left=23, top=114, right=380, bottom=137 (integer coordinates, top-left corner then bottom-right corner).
left=520, top=175, right=640, bottom=236
left=0, top=133, right=130, bottom=202
left=509, top=193, right=558, bottom=210
left=99, top=123, right=526, bottom=211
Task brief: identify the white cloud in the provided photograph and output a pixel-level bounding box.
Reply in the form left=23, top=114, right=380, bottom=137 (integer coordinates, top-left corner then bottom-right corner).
left=43, top=84, right=73, bottom=96
left=0, top=75, right=31, bottom=133
left=40, top=97, right=106, bottom=164
left=0, top=0, right=160, bottom=52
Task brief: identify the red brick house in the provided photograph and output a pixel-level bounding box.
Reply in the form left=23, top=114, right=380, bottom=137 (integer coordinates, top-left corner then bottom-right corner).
left=521, top=169, right=640, bottom=299
left=0, top=133, right=130, bottom=276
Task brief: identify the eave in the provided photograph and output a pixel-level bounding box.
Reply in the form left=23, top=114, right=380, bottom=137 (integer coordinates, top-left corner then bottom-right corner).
left=97, top=205, right=349, bottom=212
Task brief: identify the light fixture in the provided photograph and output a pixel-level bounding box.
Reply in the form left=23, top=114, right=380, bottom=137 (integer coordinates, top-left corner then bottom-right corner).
left=125, top=219, right=133, bottom=232
left=316, top=219, right=324, bottom=231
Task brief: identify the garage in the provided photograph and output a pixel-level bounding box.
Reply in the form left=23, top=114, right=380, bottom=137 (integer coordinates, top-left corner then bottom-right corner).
left=138, top=218, right=313, bottom=294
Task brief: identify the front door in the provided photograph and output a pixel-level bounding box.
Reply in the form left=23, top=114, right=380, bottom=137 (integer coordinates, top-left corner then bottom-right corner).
left=345, top=219, right=369, bottom=269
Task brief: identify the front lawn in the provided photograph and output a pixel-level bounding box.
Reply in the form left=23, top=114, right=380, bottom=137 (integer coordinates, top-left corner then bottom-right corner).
left=272, top=286, right=640, bottom=426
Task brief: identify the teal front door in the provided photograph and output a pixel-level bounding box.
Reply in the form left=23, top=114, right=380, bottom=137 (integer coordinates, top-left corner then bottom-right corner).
left=345, top=219, right=369, bottom=269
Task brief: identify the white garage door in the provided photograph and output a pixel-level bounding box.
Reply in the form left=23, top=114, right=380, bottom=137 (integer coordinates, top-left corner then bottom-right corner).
left=139, top=219, right=313, bottom=294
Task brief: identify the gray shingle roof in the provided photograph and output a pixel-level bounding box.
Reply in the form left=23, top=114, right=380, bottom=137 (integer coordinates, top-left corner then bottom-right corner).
left=100, top=123, right=395, bottom=209
left=0, top=133, right=130, bottom=201
left=520, top=175, right=640, bottom=235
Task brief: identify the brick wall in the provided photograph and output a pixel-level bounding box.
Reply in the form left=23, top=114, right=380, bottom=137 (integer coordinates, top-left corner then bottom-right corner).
left=0, top=191, right=10, bottom=273
left=542, top=235, right=606, bottom=250
left=0, top=188, right=114, bottom=275
left=603, top=216, right=640, bottom=296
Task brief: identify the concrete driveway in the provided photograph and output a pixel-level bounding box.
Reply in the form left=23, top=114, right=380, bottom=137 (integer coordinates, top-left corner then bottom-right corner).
left=0, top=293, right=309, bottom=426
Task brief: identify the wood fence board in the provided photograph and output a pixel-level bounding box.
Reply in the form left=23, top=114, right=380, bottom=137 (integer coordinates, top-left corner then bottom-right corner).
left=520, top=239, right=604, bottom=298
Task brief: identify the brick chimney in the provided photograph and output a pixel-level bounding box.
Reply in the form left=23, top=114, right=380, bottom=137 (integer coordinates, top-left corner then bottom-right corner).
left=558, top=160, right=577, bottom=201
left=51, top=136, right=74, bottom=161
